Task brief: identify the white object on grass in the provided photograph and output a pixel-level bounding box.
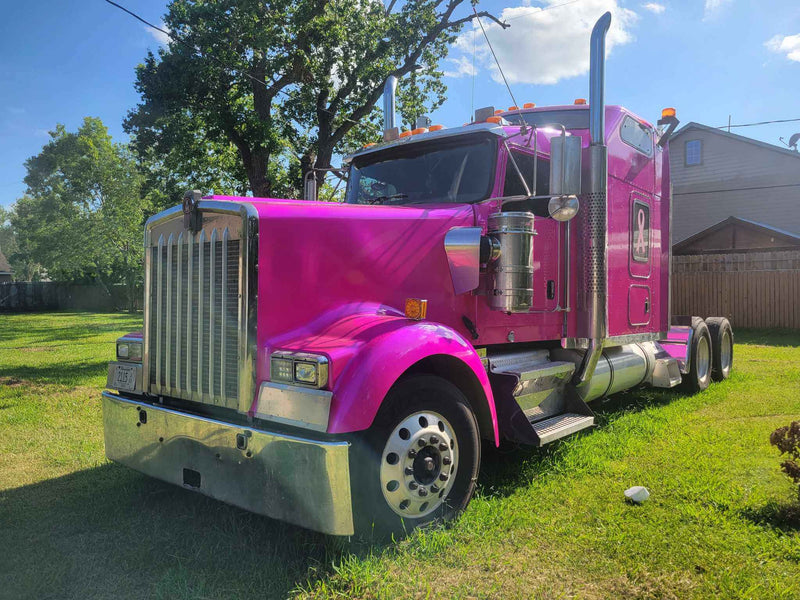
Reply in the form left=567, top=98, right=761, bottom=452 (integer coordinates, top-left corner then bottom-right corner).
left=624, top=486, right=650, bottom=504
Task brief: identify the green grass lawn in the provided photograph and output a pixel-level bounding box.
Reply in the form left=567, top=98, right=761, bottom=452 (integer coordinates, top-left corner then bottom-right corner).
left=1, top=312, right=798, bottom=599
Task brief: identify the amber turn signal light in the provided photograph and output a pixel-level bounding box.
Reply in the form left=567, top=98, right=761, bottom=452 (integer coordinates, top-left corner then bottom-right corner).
left=405, top=298, right=428, bottom=320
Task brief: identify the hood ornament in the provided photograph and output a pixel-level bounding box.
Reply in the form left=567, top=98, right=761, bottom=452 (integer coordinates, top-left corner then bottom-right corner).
left=183, top=190, right=202, bottom=233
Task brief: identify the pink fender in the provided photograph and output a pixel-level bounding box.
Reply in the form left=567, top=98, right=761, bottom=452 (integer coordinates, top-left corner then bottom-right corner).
left=327, top=318, right=499, bottom=444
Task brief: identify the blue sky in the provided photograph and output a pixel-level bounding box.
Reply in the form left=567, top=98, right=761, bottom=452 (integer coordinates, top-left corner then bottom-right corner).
left=1, top=0, right=799, bottom=207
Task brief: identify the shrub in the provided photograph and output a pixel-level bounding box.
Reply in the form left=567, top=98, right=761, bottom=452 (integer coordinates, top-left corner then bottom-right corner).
left=770, top=421, right=800, bottom=501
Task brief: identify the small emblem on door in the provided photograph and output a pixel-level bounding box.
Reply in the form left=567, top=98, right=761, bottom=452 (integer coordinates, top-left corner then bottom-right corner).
left=631, top=200, right=650, bottom=262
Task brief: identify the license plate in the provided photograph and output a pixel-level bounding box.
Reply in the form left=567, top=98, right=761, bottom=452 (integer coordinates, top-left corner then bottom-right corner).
left=112, top=365, right=137, bottom=391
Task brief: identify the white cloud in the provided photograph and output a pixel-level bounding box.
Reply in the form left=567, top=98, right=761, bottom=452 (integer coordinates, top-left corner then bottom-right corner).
left=146, top=24, right=171, bottom=46
left=642, top=3, right=665, bottom=14
left=703, top=0, right=732, bottom=19
left=765, top=34, right=800, bottom=63
left=450, top=0, right=638, bottom=86
left=443, top=55, right=477, bottom=78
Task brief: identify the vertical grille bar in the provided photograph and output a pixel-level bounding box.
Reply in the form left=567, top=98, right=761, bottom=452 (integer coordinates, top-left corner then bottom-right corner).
left=209, top=228, right=217, bottom=404
left=221, top=227, right=228, bottom=404
left=186, top=231, right=193, bottom=394
left=155, top=234, right=164, bottom=393
left=196, top=230, right=206, bottom=401
left=176, top=232, right=183, bottom=391
left=165, top=233, right=174, bottom=394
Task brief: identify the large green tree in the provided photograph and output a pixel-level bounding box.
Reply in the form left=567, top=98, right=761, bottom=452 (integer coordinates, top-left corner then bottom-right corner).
left=12, top=118, right=148, bottom=309
left=125, top=0, right=505, bottom=198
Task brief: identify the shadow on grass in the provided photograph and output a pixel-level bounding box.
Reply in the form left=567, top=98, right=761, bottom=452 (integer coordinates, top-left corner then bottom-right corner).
left=739, top=500, right=800, bottom=533
left=0, top=311, right=141, bottom=346
left=478, top=386, right=681, bottom=497
left=735, top=328, right=800, bottom=348
left=0, top=464, right=362, bottom=600
left=0, top=359, right=111, bottom=387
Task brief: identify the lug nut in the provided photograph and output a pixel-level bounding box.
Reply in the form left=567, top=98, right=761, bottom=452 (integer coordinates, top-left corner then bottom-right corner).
left=408, top=449, right=417, bottom=458
left=439, top=473, right=449, bottom=482
left=439, top=443, right=448, bottom=452
left=442, top=456, right=452, bottom=465
left=405, top=467, right=414, bottom=476
left=409, top=481, right=418, bottom=490
left=418, top=438, right=427, bottom=447
left=430, top=435, right=440, bottom=445
left=418, top=487, right=428, bottom=497
left=431, top=484, right=440, bottom=493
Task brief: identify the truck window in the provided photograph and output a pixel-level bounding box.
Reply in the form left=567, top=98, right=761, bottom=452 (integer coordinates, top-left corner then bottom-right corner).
left=346, top=137, right=496, bottom=205
left=620, top=116, right=653, bottom=156
left=503, top=109, right=589, bottom=130
left=503, top=150, right=550, bottom=197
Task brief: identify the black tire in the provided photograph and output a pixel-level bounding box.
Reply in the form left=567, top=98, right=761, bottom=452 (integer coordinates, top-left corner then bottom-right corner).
left=705, top=317, right=734, bottom=382
left=350, top=375, right=481, bottom=540
left=683, top=318, right=712, bottom=394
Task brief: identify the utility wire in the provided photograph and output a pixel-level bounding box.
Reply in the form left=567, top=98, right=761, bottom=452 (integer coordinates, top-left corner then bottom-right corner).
left=102, top=0, right=362, bottom=126
left=503, top=0, right=584, bottom=22
left=472, top=7, right=520, bottom=112
left=674, top=182, right=800, bottom=196
left=715, top=117, right=800, bottom=130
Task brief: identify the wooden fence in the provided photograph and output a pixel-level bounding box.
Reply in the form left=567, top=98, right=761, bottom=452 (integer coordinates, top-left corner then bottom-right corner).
left=672, top=251, right=800, bottom=330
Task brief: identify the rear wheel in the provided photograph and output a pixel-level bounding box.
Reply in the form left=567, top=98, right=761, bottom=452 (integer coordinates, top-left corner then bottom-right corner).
left=705, top=317, right=734, bottom=381
left=684, top=318, right=712, bottom=394
left=351, top=375, right=481, bottom=540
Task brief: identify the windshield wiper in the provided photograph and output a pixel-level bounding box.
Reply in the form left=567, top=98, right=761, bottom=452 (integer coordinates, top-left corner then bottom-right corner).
left=368, top=193, right=408, bottom=205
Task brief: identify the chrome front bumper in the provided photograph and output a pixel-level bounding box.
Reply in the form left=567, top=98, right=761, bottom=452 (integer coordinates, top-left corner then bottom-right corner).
left=101, top=392, right=354, bottom=535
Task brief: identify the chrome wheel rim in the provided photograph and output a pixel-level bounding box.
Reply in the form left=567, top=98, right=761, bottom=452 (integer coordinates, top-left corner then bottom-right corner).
left=380, top=411, right=458, bottom=518
left=720, top=330, right=732, bottom=377
left=697, top=335, right=711, bottom=384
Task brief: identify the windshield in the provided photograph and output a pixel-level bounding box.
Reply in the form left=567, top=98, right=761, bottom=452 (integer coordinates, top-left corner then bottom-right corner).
left=346, top=137, right=496, bottom=205
left=503, top=109, right=590, bottom=130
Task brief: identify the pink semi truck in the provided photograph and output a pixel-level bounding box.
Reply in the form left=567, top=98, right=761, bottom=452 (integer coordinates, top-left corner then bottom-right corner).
left=103, top=13, right=734, bottom=537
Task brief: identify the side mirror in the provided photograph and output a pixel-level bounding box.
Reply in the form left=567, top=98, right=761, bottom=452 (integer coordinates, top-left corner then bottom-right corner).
left=549, top=135, right=582, bottom=197
left=548, top=195, right=580, bottom=222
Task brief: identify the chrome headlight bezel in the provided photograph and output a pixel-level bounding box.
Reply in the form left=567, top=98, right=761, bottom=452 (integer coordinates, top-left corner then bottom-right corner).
left=116, top=337, right=143, bottom=362
left=270, top=351, right=329, bottom=389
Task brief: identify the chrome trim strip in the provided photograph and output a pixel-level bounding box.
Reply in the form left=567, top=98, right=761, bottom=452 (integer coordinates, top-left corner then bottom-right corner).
left=155, top=234, right=164, bottom=393
left=186, top=230, right=193, bottom=394
left=102, top=392, right=353, bottom=536
left=209, top=227, right=217, bottom=403
left=221, top=227, right=228, bottom=403
left=197, top=229, right=206, bottom=401
left=166, top=233, right=174, bottom=395
left=176, top=232, right=183, bottom=393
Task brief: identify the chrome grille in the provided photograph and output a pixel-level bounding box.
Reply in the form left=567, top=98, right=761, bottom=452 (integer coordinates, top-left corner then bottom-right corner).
left=144, top=202, right=257, bottom=412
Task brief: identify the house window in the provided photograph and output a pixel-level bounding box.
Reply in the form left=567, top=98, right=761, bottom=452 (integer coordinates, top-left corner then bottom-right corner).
left=685, top=139, right=702, bottom=166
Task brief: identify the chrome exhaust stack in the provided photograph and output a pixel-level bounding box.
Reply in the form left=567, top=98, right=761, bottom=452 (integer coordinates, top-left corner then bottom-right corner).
left=573, top=11, right=611, bottom=386
left=382, top=75, right=399, bottom=141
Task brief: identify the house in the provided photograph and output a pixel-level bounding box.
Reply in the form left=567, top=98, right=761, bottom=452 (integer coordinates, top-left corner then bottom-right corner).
left=0, top=248, right=11, bottom=283
left=673, top=216, right=800, bottom=255
left=670, top=122, right=800, bottom=244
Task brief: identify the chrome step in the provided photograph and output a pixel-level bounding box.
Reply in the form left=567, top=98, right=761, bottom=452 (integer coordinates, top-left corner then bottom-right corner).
left=489, top=350, right=576, bottom=414
left=530, top=412, right=595, bottom=445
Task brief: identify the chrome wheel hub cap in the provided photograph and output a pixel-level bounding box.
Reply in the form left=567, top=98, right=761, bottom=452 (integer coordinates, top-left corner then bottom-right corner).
left=720, top=330, right=732, bottom=377
left=380, top=411, right=458, bottom=518
left=697, top=335, right=711, bottom=384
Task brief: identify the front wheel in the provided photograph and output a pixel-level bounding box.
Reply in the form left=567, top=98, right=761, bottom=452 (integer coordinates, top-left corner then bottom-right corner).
left=351, top=375, right=481, bottom=539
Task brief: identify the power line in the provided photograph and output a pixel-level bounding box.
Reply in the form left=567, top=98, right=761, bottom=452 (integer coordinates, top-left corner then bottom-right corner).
left=472, top=7, right=520, bottom=111
left=503, top=0, right=584, bottom=22
left=715, top=118, right=800, bottom=130
left=674, top=182, right=800, bottom=196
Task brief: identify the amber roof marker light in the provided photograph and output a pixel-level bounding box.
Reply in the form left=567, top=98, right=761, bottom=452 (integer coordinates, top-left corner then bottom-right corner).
left=657, top=107, right=680, bottom=148
left=661, top=107, right=676, bottom=119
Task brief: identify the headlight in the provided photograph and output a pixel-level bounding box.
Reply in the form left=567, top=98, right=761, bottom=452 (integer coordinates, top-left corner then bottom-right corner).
left=270, top=351, right=328, bottom=389
left=116, top=338, right=143, bottom=362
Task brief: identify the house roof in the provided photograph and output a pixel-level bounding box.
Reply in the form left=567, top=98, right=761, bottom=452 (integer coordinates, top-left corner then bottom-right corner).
left=673, top=216, right=800, bottom=254
left=0, top=248, right=11, bottom=274
left=672, top=122, right=800, bottom=161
